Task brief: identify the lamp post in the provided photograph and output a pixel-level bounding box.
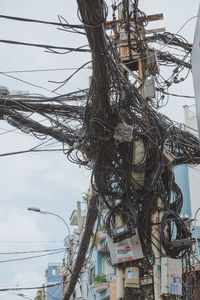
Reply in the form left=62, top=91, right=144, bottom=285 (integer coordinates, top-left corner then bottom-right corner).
left=194, top=207, right=200, bottom=262
left=27, top=207, right=70, bottom=237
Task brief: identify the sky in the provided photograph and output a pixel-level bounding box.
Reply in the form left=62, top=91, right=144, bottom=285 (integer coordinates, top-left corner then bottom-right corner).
left=0, top=1, right=199, bottom=300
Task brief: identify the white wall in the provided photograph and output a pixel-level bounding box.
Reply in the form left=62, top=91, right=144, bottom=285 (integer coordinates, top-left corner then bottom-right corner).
left=184, top=105, right=200, bottom=224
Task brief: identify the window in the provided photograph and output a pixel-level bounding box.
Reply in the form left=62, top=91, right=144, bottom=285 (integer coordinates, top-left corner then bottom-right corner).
left=102, top=257, right=114, bottom=276
left=52, top=267, right=57, bottom=276
left=90, top=267, right=95, bottom=285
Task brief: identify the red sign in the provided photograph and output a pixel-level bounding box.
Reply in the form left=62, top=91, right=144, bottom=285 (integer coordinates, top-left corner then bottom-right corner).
left=125, top=246, right=131, bottom=252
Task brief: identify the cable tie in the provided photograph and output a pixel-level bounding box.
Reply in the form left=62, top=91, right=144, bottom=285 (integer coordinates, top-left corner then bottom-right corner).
left=151, top=222, right=161, bottom=225
left=82, top=21, right=104, bottom=28
left=20, top=126, right=31, bottom=134
left=72, top=141, right=80, bottom=150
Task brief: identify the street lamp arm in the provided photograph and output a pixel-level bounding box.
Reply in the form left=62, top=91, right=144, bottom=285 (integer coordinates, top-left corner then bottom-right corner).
left=27, top=207, right=70, bottom=236
left=194, top=207, right=200, bottom=262
left=194, top=207, right=200, bottom=221
left=41, top=211, right=70, bottom=236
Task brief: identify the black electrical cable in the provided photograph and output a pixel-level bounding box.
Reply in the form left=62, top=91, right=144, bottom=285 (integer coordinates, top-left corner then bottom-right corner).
left=1, top=66, right=91, bottom=74
left=0, top=148, right=63, bottom=158
left=0, top=249, right=66, bottom=263
left=0, top=247, right=66, bottom=255
left=0, top=240, right=63, bottom=243
left=105, top=199, right=137, bottom=241
left=0, top=71, right=61, bottom=95
left=0, top=282, right=62, bottom=292
left=160, top=210, right=192, bottom=258
left=0, top=14, right=84, bottom=29
left=0, top=39, right=90, bottom=52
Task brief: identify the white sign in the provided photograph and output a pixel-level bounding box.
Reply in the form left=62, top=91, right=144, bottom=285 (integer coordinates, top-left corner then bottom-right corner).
left=127, top=269, right=139, bottom=280
left=115, top=240, right=134, bottom=263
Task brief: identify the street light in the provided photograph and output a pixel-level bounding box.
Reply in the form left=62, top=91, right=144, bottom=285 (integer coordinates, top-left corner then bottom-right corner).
left=27, top=207, right=70, bottom=237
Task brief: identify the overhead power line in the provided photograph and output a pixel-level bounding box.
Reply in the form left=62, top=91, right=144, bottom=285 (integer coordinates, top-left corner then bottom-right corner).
left=0, top=14, right=84, bottom=29
left=0, top=72, right=61, bottom=95
left=0, top=148, right=63, bottom=158
left=156, top=88, right=195, bottom=98
left=0, top=240, right=63, bottom=243
left=0, top=282, right=62, bottom=292
left=0, top=249, right=66, bottom=263
left=0, top=39, right=90, bottom=52
left=0, top=247, right=66, bottom=255
left=1, top=66, right=91, bottom=74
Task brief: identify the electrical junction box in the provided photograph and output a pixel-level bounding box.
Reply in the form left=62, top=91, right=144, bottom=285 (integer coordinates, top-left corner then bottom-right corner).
left=125, top=267, right=140, bottom=288
left=132, top=139, right=146, bottom=189
left=111, top=224, right=135, bottom=243
left=144, top=76, right=156, bottom=99
left=161, top=257, right=182, bottom=296
left=107, top=229, right=144, bottom=265
left=113, top=123, right=133, bottom=143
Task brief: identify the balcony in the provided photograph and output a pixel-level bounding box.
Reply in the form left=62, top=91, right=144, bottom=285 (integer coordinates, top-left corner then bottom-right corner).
left=94, top=273, right=116, bottom=294
left=97, top=233, right=109, bottom=252
left=69, top=209, right=86, bottom=226
left=95, top=283, right=109, bottom=293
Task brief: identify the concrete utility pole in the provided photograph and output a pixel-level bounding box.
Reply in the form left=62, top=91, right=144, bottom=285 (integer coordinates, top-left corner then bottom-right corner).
left=77, top=201, right=88, bottom=300
left=106, top=3, right=163, bottom=299
left=115, top=209, right=126, bottom=299
left=151, top=198, right=165, bottom=300
left=63, top=195, right=98, bottom=300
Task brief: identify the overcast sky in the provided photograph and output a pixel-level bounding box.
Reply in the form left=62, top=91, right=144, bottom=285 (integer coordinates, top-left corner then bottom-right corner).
left=0, top=1, right=199, bottom=299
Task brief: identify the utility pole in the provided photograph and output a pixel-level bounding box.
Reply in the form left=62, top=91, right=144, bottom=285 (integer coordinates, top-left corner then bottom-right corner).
left=151, top=198, right=165, bottom=300
left=42, top=284, right=46, bottom=300
left=106, top=3, right=163, bottom=299
left=77, top=201, right=88, bottom=300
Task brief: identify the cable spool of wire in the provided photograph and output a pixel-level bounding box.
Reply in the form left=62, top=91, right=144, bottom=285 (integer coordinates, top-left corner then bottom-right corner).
left=105, top=199, right=137, bottom=243
left=160, top=210, right=193, bottom=258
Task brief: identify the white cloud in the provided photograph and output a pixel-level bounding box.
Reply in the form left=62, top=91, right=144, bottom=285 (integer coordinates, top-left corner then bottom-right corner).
left=0, top=210, right=47, bottom=291
left=0, top=211, right=46, bottom=241
left=11, top=270, right=45, bottom=288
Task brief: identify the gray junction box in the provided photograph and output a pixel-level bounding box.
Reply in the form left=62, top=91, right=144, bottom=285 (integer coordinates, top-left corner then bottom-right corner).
left=161, top=257, right=182, bottom=296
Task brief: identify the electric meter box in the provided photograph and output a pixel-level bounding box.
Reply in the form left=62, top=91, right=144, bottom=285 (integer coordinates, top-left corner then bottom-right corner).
left=161, top=257, right=182, bottom=296
left=125, top=267, right=140, bottom=288
left=107, top=229, right=144, bottom=265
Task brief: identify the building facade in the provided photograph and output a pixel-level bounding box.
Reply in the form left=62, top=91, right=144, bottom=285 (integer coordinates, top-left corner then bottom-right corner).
left=183, top=105, right=200, bottom=221
left=46, top=263, right=63, bottom=300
